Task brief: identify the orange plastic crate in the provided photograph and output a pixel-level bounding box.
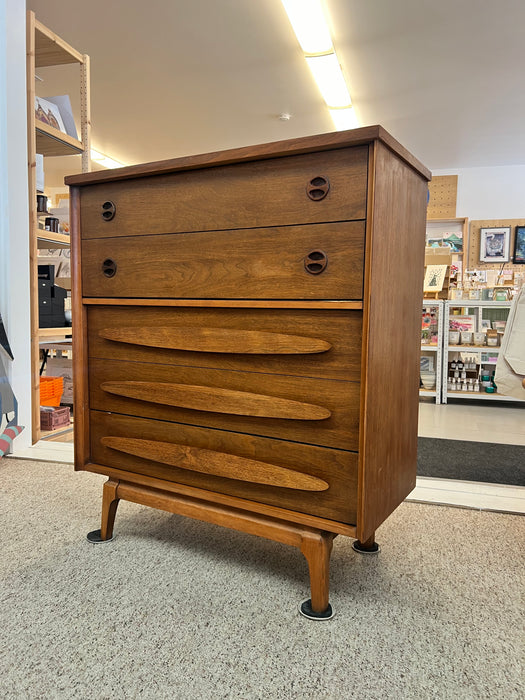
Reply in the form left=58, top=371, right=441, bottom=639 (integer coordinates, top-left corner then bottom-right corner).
left=40, top=376, right=64, bottom=407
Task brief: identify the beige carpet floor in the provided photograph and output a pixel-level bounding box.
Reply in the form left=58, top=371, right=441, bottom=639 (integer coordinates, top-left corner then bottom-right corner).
left=0, top=457, right=523, bottom=699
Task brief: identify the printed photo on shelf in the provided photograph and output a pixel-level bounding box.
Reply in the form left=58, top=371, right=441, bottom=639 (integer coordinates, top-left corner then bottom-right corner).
left=442, top=232, right=463, bottom=252
left=479, top=227, right=511, bottom=263
left=513, top=225, right=525, bottom=264
left=35, top=96, right=66, bottom=134
left=449, top=314, right=476, bottom=332
left=420, top=355, right=435, bottom=372
left=423, top=264, right=447, bottom=292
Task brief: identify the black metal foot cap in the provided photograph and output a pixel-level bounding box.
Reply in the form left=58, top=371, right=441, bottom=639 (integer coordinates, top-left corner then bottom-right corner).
left=299, top=599, right=334, bottom=620
left=86, top=529, right=115, bottom=544
left=352, top=540, right=380, bottom=555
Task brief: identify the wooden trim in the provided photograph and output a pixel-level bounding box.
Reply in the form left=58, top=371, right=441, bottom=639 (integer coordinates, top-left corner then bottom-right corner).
left=100, top=436, right=330, bottom=491
left=98, top=327, right=332, bottom=355
left=27, top=10, right=40, bottom=444
left=80, top=55, right=91, bottom=172
left=34, top=16, right=84, bottom=65
left=65, top=126, right=431, bottom=186
left=357, top=141, right=376, bottom=540
left=71, top=187, right=90, bottom=467
left=100, top=381, right=332, bottom=421
left=82, top=298, right=363, bottom=310
left=82, top=462, right=357, bottom=537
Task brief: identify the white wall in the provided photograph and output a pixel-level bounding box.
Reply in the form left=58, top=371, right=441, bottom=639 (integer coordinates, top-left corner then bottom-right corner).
left=433, top=165, right=525, bottom=220
left=0, top=0, right=31, bottom=446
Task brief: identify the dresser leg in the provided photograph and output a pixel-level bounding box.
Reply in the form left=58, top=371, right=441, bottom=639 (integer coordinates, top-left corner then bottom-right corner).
left=352, top=532, right=381, bottom=554
left=87, top=478, right=120, bottom=543
left=299, top=531, right=335, bottom=620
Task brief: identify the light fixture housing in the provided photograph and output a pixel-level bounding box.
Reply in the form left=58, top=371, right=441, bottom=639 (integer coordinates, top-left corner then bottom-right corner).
left=305, top=53, right=352, bottom=109
left=90, top=148, right=125, bottom=169
left=280, top=0, right=333, bottom=54
left=281, top=0, right=358, bottom=130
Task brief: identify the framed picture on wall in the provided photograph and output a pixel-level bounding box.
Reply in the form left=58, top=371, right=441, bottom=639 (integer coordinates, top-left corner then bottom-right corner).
left=513, top=225, right=525, bottom=264
left=479, top=227, right=511, bottom=263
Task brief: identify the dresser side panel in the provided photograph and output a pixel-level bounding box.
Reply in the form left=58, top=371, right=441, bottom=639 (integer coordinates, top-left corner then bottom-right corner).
left=358, top=141, right=429, bottom=541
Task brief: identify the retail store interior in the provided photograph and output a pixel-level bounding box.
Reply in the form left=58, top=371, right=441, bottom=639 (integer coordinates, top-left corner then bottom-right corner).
left=0, top=2, right=524, bottom=697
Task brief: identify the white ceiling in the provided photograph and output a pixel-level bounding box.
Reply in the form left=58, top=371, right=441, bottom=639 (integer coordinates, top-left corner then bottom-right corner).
left=27, top=0, right=525, bottom=186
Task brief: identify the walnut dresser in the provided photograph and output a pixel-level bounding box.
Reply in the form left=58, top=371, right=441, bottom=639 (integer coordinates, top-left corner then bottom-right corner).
left=66, top=126, right=430, bottom=619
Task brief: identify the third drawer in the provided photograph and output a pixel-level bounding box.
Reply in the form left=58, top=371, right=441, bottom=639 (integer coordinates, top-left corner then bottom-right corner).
left=89, top=357, right=360, bottom=451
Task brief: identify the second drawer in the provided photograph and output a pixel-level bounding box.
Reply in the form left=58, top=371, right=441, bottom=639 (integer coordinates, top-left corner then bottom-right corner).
left=89, top=358, right=360, bottom=451
left=81, top=221, right=365, bottom=300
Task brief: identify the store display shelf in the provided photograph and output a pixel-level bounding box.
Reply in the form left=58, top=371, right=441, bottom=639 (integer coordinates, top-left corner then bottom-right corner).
left=448, top=391, right=524, bottom=402
left=419, top=389, right=437, bottom=397
left=36, top=122, right=84, bottom=157
left=37, top=232, right=70, bottom=249
left=447, top=345, right=500, bottom=353
left=421, top=344, right=439, bottom=351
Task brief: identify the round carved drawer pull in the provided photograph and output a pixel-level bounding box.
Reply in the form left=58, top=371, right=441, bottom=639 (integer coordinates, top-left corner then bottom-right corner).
left=304, top=250, right=328, bottom=275
left=101, top=201, right=116, bottom=221
left=102, top=258, right=117, bottom=278
left=306, top=176, right=330, bottom=201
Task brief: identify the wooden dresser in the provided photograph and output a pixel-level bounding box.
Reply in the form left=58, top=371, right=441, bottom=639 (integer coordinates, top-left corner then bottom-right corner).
left=67, top=127, right=430, bottom=619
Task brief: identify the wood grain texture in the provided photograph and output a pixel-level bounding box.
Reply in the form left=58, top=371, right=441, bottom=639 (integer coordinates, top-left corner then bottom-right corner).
left=81, top=221, right=365, bottom=299
left=65, top=125, right=430, bottom=187
left=357, top=141, right=429, bottom=542
left=84, top=462, right=357, bottom=537
left=101, top=381, right=332, bottom=420
left=78, top=149, right=368, bottom=239
left=84, top=299, right=363, bottom=309
left=90, top=358, right=359, bottom=451
left=90, top=411, right=358, bottom=524
left=101, top=436, right=330, bottom=491
left=98, top=326, right=332, bottom=355
left=70, top=186, right=90, bottom=468
left=87, top=306, right=363, bottom=382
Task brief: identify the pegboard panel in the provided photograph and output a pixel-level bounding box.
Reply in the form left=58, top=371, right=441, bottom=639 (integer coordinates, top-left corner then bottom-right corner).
left=427, top=175, right=457, bottom=218
left=469, top=219, right=525, bottom=272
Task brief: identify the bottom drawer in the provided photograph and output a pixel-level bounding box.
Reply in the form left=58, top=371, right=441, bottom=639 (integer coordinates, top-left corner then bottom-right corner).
left=90, top=411, right=358, bottom=525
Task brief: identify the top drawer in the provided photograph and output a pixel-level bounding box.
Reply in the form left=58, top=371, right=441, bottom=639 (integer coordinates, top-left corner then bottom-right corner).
left=79, top=146, right=368, bottom=239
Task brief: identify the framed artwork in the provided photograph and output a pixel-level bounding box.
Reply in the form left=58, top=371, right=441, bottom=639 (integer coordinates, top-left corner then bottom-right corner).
left=479, top=227, right=510, bottom=263
left=513, top=225, right=525, bottom=264
left=35, top=96, right=66, bottom=134
left=423, top=264, right=447, bottom=292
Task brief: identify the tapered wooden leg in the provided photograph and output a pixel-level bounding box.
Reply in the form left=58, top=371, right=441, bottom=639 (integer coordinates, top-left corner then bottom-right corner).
left=87, top=478, right=120, bottom=543
left=352, top=531, right=380, bottom=554
left=299, top=530, right=335, bottom=620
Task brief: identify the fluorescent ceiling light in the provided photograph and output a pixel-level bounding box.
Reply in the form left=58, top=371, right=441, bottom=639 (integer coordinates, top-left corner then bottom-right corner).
left=281, top=0, right=333, bottom=54
left=329, top=107, right=359, bottom=131
left=90, top=148, right=125, bottom=169
left=305, top=53, right=352, bottom=108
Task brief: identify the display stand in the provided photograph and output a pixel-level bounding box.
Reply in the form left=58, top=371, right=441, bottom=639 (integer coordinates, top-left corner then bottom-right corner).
left=26, top=11, right=91, bottom=442
left=420, top=300, right=444, bottom=404
left=442, top=300, right=524, bottom=403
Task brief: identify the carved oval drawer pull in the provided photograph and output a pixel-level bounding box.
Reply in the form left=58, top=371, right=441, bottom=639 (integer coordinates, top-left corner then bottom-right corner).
left=306, top=176, right=330, bottom=201
left=102, top=258, right=117, bottom=278
left=304, top=250, right=328, bottom=275
left=101, top=201, right=116, bottom=221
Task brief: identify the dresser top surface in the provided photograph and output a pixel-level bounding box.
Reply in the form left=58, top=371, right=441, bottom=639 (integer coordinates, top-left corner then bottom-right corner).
left=65, top=125, right=431, bottom=187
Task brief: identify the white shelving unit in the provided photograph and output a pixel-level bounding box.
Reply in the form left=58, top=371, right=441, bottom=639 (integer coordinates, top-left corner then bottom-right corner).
left=442, top=300, right=523, bottom=403
left=420, top=300, right=444, bottom=403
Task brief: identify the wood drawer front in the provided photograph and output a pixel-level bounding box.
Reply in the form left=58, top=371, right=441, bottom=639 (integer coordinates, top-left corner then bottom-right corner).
left=90, top=411, right=358, bottom=524
left=81, top=221, right=365, bottom=300
left=79, top=147, right=368, bottom=240
left=87, top=307, right=363, bottom=383
left=89, top=358, right=360, bottom=451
